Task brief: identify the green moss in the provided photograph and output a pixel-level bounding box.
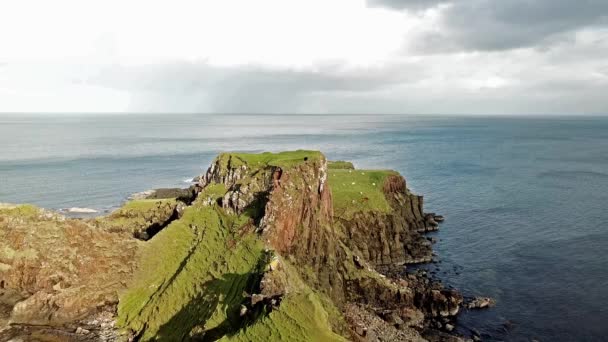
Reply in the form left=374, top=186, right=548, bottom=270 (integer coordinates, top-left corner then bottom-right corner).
left=94, top=199, right=177, bottom=236
left=329, top=169, right=397, bottom=219
left=118, top=199, right=177, bottom=212
left=220, top=293, right=345, bottom=342
left=117, top=200, right=347, bottom=341
left=218, top=150, right=324, bottom=169
left=117, top=204, right=265, bottom=340
left=0, top=204, right=43, bottom=219
left=220, top=261, right=347, bottom=342
left=328, top=161, right=355, bottom=170
left=197, top=183, right=228, bottom=204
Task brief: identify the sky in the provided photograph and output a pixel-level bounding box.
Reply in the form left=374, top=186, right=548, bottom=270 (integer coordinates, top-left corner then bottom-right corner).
left=0, top=0, right=607, bottom=115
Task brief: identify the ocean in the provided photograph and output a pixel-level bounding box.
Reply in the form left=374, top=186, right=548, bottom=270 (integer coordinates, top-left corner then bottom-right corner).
left=1, top=113, right=607, bottom=341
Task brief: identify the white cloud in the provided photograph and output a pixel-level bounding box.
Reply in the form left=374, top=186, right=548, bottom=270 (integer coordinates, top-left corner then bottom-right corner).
left=0, top=0, right=411, bottom=67
left=0, top=0, right=606, bottom=114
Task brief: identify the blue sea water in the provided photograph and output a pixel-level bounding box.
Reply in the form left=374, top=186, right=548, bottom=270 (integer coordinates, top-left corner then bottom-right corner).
left=1, top=113, right=607, bottom=341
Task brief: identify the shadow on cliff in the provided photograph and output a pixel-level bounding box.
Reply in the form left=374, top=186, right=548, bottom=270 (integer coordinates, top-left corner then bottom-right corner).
left=152, top=255, right=271, bottom=341
left=242, top=189, right=270, bottom=226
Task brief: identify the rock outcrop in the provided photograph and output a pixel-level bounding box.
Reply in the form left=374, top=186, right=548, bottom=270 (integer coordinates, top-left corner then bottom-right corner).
left=0, top=151, right=466, bottom=342
left=0, top=204, right=137, bottom=341
left=92, top=198, right=185, bottom=240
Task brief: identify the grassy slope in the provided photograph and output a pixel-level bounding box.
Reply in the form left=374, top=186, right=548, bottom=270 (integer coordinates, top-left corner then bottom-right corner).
left=327, top=161, right=355, bottom=170
left=329, top=169, right=397, bottom=219
left=0, top=204, right=42, bottom=219
left=0, top=205, right=45, bottom=273
left=117, top=204, right=262, bottom=340
left=196, top=183, right=228, bottom=205
left=117, top=200, right=344, bottom=341
left=115, top=199, right=177, bottom=212
left=93, top=199, right=178, bottom=236
left=220, top=260, right=346, bottom=342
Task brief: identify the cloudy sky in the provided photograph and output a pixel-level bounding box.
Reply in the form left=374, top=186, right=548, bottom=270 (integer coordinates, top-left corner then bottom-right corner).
left=1, top=0, right=607, bottom=114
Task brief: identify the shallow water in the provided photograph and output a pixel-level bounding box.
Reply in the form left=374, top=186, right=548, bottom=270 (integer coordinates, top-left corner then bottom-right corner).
left=1, top=114, right=607, bottom=341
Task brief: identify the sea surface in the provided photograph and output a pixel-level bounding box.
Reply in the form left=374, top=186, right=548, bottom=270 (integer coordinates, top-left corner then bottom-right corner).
left=1, top=114, right=607, bottom=341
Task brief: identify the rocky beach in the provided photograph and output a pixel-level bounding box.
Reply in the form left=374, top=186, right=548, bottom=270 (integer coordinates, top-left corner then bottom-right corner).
left=1, top=150, right=487, bottom=341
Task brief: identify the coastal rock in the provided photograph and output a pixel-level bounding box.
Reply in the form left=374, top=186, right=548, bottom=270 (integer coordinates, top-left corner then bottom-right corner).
left=0, top=204, right=137, bottom=332
left=128, top=187, right=196, bottom=203
left=467, top=296, right=496, bottom=309
left=1, top=151, right=470, bottom=342
left=344, top=303, right=426, bottom=342
left=75, top=327, right=90, bottom=335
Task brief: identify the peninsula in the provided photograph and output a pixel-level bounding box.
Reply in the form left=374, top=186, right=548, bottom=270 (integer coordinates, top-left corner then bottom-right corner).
left=0, top=151, right=469, bottom=341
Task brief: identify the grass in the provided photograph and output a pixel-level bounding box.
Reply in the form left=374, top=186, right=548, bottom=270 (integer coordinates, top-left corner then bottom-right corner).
left=117, top=204, right=264, bottom=340
left=328, top=161, right=355, bottom=170
left=117, top=200, right=348, bottom=341
left=220, top=293, right=346, bottom=342
left=219, top=260, right=347, bottom=342
left=119, top=199, right=177, bottom=210
left=94, top=199, right=178, bottom=237
left=218, top=150, right=324, bottom=169
left=196, top=183, right=228, bottom=204
left=328, top=169, right=397, bottom=219
left=0, top=204, right=45, bottom=220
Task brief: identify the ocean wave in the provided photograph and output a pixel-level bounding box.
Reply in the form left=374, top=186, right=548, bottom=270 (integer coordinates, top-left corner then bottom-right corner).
left=60, top=207, right=98, bottom=214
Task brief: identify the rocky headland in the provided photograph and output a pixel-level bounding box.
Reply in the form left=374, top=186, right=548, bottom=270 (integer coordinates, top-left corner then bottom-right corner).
left=0, top=150, right=479, bottom=341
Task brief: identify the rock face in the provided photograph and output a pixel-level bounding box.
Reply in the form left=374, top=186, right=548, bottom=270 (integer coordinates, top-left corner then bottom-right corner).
left=338, top=193, right=433, bottom=267
left=0, top=205, right=138, bottom=341
left=0, top=151, right=467, bottom=342
left=192, top=151, right=460, bottom=338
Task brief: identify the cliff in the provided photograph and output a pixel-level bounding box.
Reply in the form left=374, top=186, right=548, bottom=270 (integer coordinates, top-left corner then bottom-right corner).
left=0, top=151, right=464, bottom=341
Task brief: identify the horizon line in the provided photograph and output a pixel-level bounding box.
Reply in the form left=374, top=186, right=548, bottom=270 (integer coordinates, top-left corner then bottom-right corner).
left=1, top=112, right=607, bottom=117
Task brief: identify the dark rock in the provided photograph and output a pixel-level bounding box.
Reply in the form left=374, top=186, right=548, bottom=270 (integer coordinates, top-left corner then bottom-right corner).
left=353, top=255, right=364, bottom=269
left=146, top=187, right=197, bottom=203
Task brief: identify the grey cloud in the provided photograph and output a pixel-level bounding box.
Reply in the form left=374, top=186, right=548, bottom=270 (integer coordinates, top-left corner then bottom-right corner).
left=90, top=62, right=428, bottom=113
left=445, top=0, right=608, bottom=50
left=366, top=0, right=450, bottom=11
left=378, top=0, right=608, bottom=52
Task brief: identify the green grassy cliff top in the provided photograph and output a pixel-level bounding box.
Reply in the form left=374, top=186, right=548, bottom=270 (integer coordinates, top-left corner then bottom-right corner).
left=328, top=161, right=355, bottom=170
left=329, top=169, right=398, bottom=219
left=217, top=150, right=324, bottom=169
